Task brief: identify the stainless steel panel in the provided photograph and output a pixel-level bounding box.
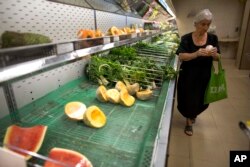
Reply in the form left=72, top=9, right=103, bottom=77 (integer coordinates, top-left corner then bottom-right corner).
left=151, top=55, right=178, bottom=167
left=0, top=86, right=9, bottom=118
left=11, top=58, right=89, bottom=109
left=127, top=16, right=143, bottom=27
left=0, top=0, right=95, bottom=42
left=0, top=31, right=162, bottom=83
left=86, top=0, right=123, bottom=13
left=96, top=10, right=126, bottom=32
left=48, top=0, right=90, bottom=8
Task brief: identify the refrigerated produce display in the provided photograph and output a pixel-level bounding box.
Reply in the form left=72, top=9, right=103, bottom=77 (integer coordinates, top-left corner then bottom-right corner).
left=0, top=0, right=179, bottom=166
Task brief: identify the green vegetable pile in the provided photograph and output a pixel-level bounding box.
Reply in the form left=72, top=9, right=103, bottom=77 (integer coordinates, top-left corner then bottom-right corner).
left=1, top=31, right=51, bottom=48
left=86, top=44, right=179, bottom=87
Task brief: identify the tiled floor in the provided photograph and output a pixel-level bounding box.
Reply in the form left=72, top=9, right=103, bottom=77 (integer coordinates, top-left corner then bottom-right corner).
left=167, top=59, right=250, bottom=167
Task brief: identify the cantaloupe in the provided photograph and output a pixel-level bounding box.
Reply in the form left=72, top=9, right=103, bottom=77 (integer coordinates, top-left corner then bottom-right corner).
left=77, top=29, right=95, bottom=39
left=108, top=26, right=120, bottom=36
left=96, top=85, right=108, bottom=102
left=64, top=102, right=86, bottom=120
left=139, top=28, right=144, bottom=33
left=83, top=106, right=106, bottom=128
left=123, top=27, right=132, bottom=34
left=124, top=80, right=139, bottom=95
left=106, top=89, right=120, bottom=103
left=44, top=147, right=93, bottom=167
left=95, top=29, right=103, bottom=38
left=120, top=89, right=135, bottom=107
left=3, top=125, right=47, bottom=160
left=115, top=81, right=127, bottom=91
left=136, top=89, right=153, bottom=100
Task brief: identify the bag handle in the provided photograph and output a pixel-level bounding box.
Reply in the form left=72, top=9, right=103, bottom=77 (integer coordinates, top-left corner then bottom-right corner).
left=218, top=54, right=223, bottom=72
left=211, top=54, right=223, bottom=74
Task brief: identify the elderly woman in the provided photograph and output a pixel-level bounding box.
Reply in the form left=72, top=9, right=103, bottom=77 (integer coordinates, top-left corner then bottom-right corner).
left=176, top=9, right=220, bottom=136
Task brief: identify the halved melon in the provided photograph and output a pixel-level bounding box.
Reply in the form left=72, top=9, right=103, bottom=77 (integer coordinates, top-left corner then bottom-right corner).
left=139, top=28, right=144, bottom=33
left=123, top=27, right=132, bottom=34
left=106, top=89, right=120, bottom=103
left=96, top=85, right=108, bottom=102
left=108, top=26, right=120, bottom=36
left=115, top=81, right=127, bottom=91
left=44, top=147, right=93, bottom=167
left=130, top=28, right=136, bottom=33
left=118, top=29, right=126, bottom=35
left=136, top=89, right=153, bottom=100
left=83, top=106, right=106, bottom=128
left=124, top=80, right=139, bottom=95
left=3, top=125, right=47, bottom=160
left=77, top=29, right=95, bottom=39
left=65, top=102, right=86, bottom=120
left=95, top=29, right=103, bottom=38
left=128, top=83, right=139, bottom=95
left=120, top=89, right=135, bottom=107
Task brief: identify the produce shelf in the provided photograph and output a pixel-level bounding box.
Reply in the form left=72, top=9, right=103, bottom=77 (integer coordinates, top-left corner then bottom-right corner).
left=0, top=76, right=170, bottom=167
left=0, top=53, right=178, bottom=167
left=0, top=31, right=162, bottom=84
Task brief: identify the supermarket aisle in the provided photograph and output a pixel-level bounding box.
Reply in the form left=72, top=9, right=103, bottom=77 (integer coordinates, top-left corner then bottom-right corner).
left=167, top=59, right=250, bottom=167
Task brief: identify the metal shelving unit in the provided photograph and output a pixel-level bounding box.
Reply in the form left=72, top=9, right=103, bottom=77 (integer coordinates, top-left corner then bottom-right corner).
left=0, top=1, right=178, bottom=167
left=0, top=31, right=178, bottom=167
left=0, top=31, right=162, bottom=83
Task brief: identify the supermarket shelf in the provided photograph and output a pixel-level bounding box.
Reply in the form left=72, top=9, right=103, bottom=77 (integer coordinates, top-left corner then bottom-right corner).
left=151, top=55, right=178, bottom=167
left=0, top=31, right=162, bottom=83
left=0, top=55, right=178, bottom=167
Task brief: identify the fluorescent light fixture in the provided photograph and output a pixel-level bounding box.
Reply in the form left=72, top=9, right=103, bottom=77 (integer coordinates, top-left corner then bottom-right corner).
left=158, top=0, right=176, bottom=18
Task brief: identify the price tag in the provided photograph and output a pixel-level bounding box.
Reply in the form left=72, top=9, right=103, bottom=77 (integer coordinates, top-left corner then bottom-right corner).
left=103, top=37, right=110, bottom=44
left=0, top=147, right=26, bottom=167
left=131, top=33, right=137, bottom=38
left=57, top=43, right=74, bottom=55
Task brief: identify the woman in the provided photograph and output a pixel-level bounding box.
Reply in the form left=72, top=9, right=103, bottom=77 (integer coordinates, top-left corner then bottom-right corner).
left=176, top=9, right=220, bottom=136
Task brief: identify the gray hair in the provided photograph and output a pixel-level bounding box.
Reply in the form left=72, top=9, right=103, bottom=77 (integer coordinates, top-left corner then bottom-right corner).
left=194, top=9, right=213, bottom=24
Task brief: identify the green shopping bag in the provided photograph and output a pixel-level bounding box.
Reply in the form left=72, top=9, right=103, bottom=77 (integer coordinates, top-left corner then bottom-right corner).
left=204, top=57, right=228, bottom=104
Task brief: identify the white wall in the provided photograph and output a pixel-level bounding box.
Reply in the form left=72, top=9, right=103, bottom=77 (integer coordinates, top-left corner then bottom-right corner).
left=172, top=0, right=245, bottom=59
left=0, top=0, right=143, bottom=43
left=172, top=0, right=245, bottom=39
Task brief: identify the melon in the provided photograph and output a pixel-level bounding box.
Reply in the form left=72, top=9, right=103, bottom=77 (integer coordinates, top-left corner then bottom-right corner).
left=3, top=125, right=47, bottom=160
left=77, top=29, right=95, bottom=39
left=124, top=80, right=139, bottom=95
left=120, top=89, right=135, bottom=107
left=136, top=89, right=153, bottom=100
left=115, top=81, right=127, bottom=91
left=83, top=106, right=106, bottom=128
left=106, top=89, right=120, bottom=104
left=108, top=26, right=120, bottom=36
left=139, top=28, right=144, bottom=33
left=96, top=85, right=108, bottom=102
left=95, top=29, right=103, bottom=38
left=44, top=147, right=93, bottom=167
left=64, top=102, right=87, bottom=120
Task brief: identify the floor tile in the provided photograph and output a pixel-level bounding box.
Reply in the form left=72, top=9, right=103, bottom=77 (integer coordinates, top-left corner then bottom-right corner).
left=168, top=134, right=190, bottom=158
left=167, top=155, right=190, bottom=167
left=189, top=137, right=227, bottom=162
left=217, top=125, right=249, bottom=145
left=191, top=158, right=228, bottom=167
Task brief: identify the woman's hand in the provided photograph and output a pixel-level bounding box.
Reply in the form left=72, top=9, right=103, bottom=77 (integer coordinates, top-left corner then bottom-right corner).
left=196, top=47, right=218, bottom=57
left=196, top=48, right=209, bottom=57
left=209, top=47, right=218, bottom=57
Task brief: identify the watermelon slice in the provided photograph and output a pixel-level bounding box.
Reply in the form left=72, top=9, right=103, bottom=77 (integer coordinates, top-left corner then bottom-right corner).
left=44, top=148, right=93, bottom=167
left=3, top=125, right=47, bottom=160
